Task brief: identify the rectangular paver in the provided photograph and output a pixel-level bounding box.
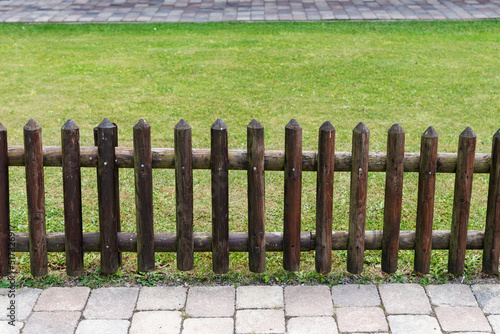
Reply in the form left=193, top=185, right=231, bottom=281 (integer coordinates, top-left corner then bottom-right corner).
left=435, top=306, right=492, bottom=332
left=23, top=311, right=81, bottom=334
left=426, top=284, right=477, bottom=307
left=236, top=286, right=283, bottom=309
left=472, top=284, right=500, bottom=314
left=332, top=284, right=380, bottom=307
left=75, top=320, right=130, bottom=334
left=285, top=286, right=333, bottom=317
left=136, top=287, right=186, bottom=311
left=182, top=318, right=234, bottom=334
left=287, top=317, right=338, bottom=334
left=83, top=287, right=139, bottom=320
left=185, top=287, right=235, bottom=317
left=130, top=311, right=181, bottom=334
left=379, top=284, right=432, bottom=314
left=388, top=315, right=442, bottom=334
left=236, top=309, right=285, bottom=333
left=336, top=307, right=388, bottom=332
left=34, top=287, right=90, bottom=311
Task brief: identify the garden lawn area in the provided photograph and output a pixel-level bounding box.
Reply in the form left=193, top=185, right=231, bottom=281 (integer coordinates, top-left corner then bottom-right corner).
left=0, top=21, right=499, bottom=286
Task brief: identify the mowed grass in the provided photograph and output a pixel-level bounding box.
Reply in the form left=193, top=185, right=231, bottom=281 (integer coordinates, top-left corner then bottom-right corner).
left=0, top=21, right=499, bottom=285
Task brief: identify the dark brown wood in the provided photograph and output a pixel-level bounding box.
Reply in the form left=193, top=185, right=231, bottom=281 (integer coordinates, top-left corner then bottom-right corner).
left=97, top=118, right=119, bottom=274
left=448, top=126, right=476, bottom=275
left=112, top=122, right=122, bottom=266
left=133, top=119, right=155, bottom=272
left=5, top=145, right=493, bottom=174
left=0, top=123, right=9, bottom=276
left=211, top=119, right=229, bottom=274
left=315, top=121, right=335, bottom=274
left=381, top=124, right=405, bottom=273
left=247, top=119, right=266, bottom=273
left=347, top=122, right=369, bottom=274
left=175, top=119, right=194, bottom=271
left=283, top=119, right=302, bottom=272
left=24, top=119, right=48, bottom=276
left=414, top=126, right=439, bottom=274
left=61, top=120, right=83, bottom=276
left=483, top=129, right=500, bottom=275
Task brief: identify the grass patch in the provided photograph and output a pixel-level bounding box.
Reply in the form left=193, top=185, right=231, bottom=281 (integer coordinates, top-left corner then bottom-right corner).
left=0, top=21, right=499, bottom=286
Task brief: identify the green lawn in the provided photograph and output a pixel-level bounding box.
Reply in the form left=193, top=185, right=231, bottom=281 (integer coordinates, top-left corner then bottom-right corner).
left=0, top=21, right=499, bottom=286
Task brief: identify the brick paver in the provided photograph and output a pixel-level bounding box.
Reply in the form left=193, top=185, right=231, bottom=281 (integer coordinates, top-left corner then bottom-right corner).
left=83, top=287, right=139, bottom=320
left=181, top=318, right=234, bottom=334
left=34, top=287, right=90, bottom=311
left=129, top=311, right=182, bottom=334
left=136, top=287, right=186, bottom=311
left=488, top=314, right=500, bottom=333
left=336, top=306, right=389, bottom=332
left=426, top=284, right=477, bottom=307
left=435, top=306, right=492, bottom=332
left=236, top=286, right=283, bottom=309
left=0, top=0, right=498, bottom=23
left=285, top=286, right=333, bottom=317
left=75, top=320, right=130, bottom=334
left=472, top=284, right=500, bottom=314
left=235, top=309, right=285, bottom=333
left=287, top=316, right=338, bottom=334
left=379, top=284, right=432, bottom=314
left=23, top=311, right=81, bottom=334
left=332, top=284, right=380, bottom=307
left=387, top=315, right=442, bottom=334
left=185, top=286, right=235, bottom=317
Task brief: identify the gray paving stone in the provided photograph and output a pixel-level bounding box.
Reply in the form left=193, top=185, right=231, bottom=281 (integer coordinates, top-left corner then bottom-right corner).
left=426, top=284, right=477, bottom=307
left=83, top=287, right=139, bottom=319
left=34, top=287, right=90, bottom=311
left=332, top=284, right=380, bottom=307
left=22, top=311, right=81, bottom=334
left=136, top=287, right=186, bottom=311
left=488, top=315, right=500, bottom=334
left=181, top=318, right=234, bottom=334
left=379, top=284, right=432, bottom=314
left=287, top=316, right=338, bottom=334
left=235, top=309, right=285, bottom=333
left=0, top=321, right=23, bottom=334
left=12, top=288, right=42, bottom=321
left=236, top=286, right=283, bottom=309
left=129, top=311, right=182, bottom=334
left=285, top=286, right=333, bottom=317
left=472, top=284, right=500, bottom=314
left=185, top=286, right=234, bottom=317
left=388, top=315, right=442, bottom=334
left=75, top=319, right=130, bottom=334
left=435, top=306, right=492, bottom=332
left=336, top=307, right=389, bottom=332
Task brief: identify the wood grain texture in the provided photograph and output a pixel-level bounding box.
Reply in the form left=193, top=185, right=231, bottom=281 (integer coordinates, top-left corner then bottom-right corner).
left=175, top=119, right=194, bottom=271
left=24, top=119, right=48, bottom=276
left=483, top=129, right=500, bottom=275
left=133, top=119, right=155, bottom=272
left=283, top=119, right=302, bottom=272
left=448, top=127, right=476, bottom=275
left=347, top=122, right=369, bottom=274
left=0, top=124, right=9, bottom=276
left=315, top=121, right=335, bottom=274
left=61, top=120, right=83, bottom=276
left=247, top=119, right=266, bottom=273
left=381, top=124, right=405, bottom=273
left=414, top=126, right=438, bottom=274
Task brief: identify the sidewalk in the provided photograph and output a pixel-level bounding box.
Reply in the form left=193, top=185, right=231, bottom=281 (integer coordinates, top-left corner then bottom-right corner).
left=0, top=0, right=499, bottom=23
left=1, top=283, right=500, bottom=333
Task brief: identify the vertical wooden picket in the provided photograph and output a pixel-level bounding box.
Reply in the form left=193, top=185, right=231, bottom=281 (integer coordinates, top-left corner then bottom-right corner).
left=0, top=124, right=9, bottom=276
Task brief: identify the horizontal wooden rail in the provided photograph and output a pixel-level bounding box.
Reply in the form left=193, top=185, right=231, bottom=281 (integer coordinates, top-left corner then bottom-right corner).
left=11, top=230, right=485, bottom=252
left=5, top=146, right=492, bottom=173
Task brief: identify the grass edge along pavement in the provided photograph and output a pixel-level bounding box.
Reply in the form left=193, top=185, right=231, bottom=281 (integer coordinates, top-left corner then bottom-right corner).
left=0, top=21, right=499, bottom=287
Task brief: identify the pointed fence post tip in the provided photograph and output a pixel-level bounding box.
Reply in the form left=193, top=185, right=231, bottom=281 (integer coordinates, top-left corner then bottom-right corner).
left=319, top=121, right=335, bottom=132
left=422, top=126, right=438, bottom=138
left=0, top=123, right=6, bottom=132
left=24, top=118, right=41, bottom=131
left=248, top=119, right=263, bottom=129
left=353, top=122, right=369, bottom=133
left=211, top=119, right=227, bottom=130
left=388, top=123, right=404, bottom=134
left=98, top=118, right=114, bottom=128
left=460, top=126, right=476, bottom=138
left=62, top=119, right=78, bottom=130
left=133, top=119, right=150, bottom=130
left=175, top=119, right=191, bottom=130
left=494, top=129, right=500, bottom=139
left=286, top=119, right=301, bottom=130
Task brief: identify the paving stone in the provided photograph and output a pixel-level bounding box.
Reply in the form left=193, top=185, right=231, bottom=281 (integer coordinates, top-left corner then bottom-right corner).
left=129, top=311, right=181, bottom=334
left=487, top=315, right=500, bottom=333
left=388, top=315, right=441, bottom=334
left=34, top=287, right=90, bottom=311
left=285, top=286, right=333, bottom=317
left=235, top=309, right=285, bottom=333
left=75, top=320, right=130, bottom=334
left=136, top=287, right=186, bottom=311
left=379, top=284, right=432, bottom=314
left=83, top=287, right=139, bottom=319
left=435, top=306, right=491, bottom=332
left=426, top=284, right=477, bottom=307
left=336, top=307, right=388, bottom=332
left=7, top=288, right=41, bottom=321
left=472, top=284, right=500, bottom=314
left=236, top=286, right=283, bottom=309
left=185, top=286, right=235, bottom=317
left=181, top=318, right=234, bottom=334
left=287, top=316, right=338, bottom=334
left=332, top=284, right=380, bottom=307
left=0, top=321, right=23, bottom=334
left=22, top=311, right=80, bottom=334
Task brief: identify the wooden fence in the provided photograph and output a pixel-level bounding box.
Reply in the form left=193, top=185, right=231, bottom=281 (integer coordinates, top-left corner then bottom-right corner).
left=0, top=118, right=499, bottom=277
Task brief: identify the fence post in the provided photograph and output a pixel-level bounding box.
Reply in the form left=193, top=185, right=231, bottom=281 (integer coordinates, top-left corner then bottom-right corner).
left=97, top=118, right=119, bottom=274
left=284, top=119, right=302, bottom=272
left=211, top=119, right=229, bottom=274
left=24, top=119, right=48, bottom=276
left=347, top=122, right=369, bottom=274
left=414, top=126, right=438, bottom=274
left=381, top=124, right=405, bottom=273
left=315, top=121, right=335, bottom=274
left=449, top=126, right=476, bottom=275
left=175, top=119, right=194, bottom=271
left=247, top=119, right=266, bottom=273
left=61, top=120, right=83, bottom=276
left=483, top=129, right=500, bottom=275
left=133, top=119, right=155, bottom=272
left=0, top=123, right=9, bottom=276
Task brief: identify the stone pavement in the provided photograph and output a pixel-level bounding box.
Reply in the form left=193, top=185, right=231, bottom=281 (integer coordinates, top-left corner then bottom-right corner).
left=1, top=283, right=500, bottom=333
left=0, top=0, right=499, bottom=23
